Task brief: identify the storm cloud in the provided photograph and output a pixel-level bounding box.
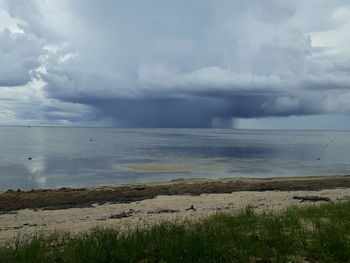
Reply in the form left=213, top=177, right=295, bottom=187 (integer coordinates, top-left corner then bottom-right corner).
left=1, top=0, right=350, bottom=127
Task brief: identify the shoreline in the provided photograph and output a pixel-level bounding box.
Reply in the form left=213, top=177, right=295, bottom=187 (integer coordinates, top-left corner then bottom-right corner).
left=1, top=175, right=350, bottom=244
left=1, top=175, right=350, bottom=212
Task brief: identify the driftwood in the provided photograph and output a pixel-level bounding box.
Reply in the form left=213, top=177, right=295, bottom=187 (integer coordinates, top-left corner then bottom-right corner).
left=293, top=195, right=330, bottom=202
left=147, top=209, right=180, bottom=214
left=185, top=204, right=196, bottom=211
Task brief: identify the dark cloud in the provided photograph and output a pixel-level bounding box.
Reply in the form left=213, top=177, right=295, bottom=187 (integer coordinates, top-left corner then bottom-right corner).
left=2, top=0, right=350, bottom=127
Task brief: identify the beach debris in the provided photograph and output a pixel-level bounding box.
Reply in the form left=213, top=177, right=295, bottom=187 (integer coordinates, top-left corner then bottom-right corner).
left=185, top=204, right=196, bottom=211
left=23, top=223, right=38, bottom=227
left=293, top=195, right=330, bottom=202
left=147, top=209, right=180, bottom=214
left=100, top=209, right=137, bottom=220
left=109, top=211, right=133, bottom=219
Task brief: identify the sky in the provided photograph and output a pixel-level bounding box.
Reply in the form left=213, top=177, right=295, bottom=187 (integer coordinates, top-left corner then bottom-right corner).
left=1, top=0, right=350, bottom=129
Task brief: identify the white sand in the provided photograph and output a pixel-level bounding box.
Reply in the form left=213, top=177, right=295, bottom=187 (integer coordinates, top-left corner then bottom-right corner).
left=1, top=188, right=350, bottom=244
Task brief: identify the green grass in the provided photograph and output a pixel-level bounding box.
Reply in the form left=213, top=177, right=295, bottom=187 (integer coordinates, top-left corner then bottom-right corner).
left=1, top=202, right=350, bottom=262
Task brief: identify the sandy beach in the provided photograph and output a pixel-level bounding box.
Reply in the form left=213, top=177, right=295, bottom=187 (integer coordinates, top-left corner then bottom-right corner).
left=1, top=175, right=350, bottom=244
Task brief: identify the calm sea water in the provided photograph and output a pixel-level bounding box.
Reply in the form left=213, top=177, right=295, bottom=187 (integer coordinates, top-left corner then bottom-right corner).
left=0, top=126, right=349, bottom=190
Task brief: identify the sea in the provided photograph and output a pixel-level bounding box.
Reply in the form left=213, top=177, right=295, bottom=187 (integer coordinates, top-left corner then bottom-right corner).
left=0, top=126, right=349, bottom=191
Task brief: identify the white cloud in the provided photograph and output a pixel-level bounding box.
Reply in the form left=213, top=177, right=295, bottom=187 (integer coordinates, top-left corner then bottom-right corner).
left=0, top=28, right=45, bottom=86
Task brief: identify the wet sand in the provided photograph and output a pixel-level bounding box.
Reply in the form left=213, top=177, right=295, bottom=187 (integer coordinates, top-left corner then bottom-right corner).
left=1, top=175, right=350, bottom=244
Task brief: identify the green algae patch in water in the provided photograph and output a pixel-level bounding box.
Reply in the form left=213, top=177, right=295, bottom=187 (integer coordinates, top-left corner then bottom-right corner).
left=120, top=164, right=224, bottom=171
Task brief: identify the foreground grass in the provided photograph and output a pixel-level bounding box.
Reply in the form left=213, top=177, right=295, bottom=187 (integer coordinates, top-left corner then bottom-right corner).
left=1, top=202, right=350, bottom=263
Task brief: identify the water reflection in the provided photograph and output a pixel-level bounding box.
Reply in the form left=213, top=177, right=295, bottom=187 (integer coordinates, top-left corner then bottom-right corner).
left=27, top=158, right=46, bottom=187
left=1, top=155, right=347, bottom=191
left=1, top=127, right=350, bottom=190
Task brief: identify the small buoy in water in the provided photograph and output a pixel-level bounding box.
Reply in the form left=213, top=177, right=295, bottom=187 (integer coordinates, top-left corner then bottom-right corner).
left=90, top=138, right=93, bottom=142
left=28, top=157, right=32, bottom=160
left=316, top=157, right=320, bottom=160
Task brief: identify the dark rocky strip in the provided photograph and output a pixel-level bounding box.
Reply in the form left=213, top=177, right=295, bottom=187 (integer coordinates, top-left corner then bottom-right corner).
left=1, top=175, right=350, bottom=212
left=293, top=195, right=331, bottom=202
